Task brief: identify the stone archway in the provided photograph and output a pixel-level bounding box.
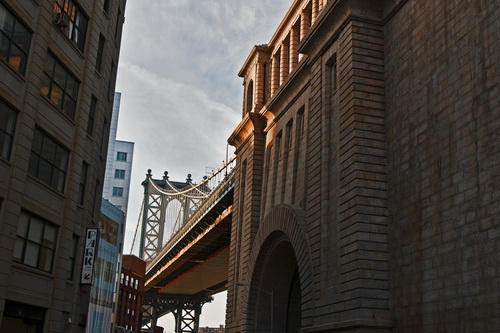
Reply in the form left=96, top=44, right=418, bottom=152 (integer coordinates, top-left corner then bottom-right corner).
left=244, top=205, right=314, bottom=332
left=253, top=232, right=301, bottom=332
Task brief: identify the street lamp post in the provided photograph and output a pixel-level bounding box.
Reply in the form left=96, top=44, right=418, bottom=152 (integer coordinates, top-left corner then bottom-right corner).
left=236, top=282, right=273, bottom=333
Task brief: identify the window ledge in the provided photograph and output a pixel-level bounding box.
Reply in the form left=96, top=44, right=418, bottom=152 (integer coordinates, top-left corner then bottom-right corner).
left=12, top=261, right=55, bottom=278
left=0, top=57, right=27, bottom=82
left=0, top=155, right=12, bottom=167
left=52, top=24, right=85, bottom=60
left=26, top=173, right=66, bottom=199
left=39, top=93, right=77, bottom=125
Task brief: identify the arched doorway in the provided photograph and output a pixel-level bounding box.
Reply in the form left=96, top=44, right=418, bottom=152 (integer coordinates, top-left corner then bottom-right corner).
left=253, top=233, right=301, bottom=333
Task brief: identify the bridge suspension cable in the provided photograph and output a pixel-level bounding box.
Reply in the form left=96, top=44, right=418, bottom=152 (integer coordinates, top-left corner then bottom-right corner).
left=130, top=195, right=145, bottom=254
left=137, top=156, right=236, bottom=261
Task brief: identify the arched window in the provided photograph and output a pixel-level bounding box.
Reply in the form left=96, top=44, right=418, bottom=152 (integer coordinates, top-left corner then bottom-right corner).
left=246, top=80, right=254, bottom=114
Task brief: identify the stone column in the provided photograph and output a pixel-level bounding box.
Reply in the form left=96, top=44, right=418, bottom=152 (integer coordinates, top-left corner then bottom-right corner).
left=280, top=40, right=289, bottom=85
left=255, top=60, right=265, bottom=109
left=312, top=0, right=319, bottom=24
left=290, top=24, right=299, bottom=70
left=300, top=10, right=310, bottom=41
left=270, top=53, right=280, bottom=96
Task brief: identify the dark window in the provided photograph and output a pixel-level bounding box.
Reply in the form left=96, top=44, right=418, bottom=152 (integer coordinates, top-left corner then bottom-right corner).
left=96, top=34, right=105, bottom=72
left=41, top=53, right=79, bottom=118
left=78, top=162, right=88, bottom=205
left=13, top=211, right=58, bottom=273
left=3, top=301, right=45, bottom=333
left=91, top=179, right=100, bottom=218
left=68, top=234, right=78, bottom=280
left=53, top=0, right=88, bottom=51
left=87, top=95, right=97, bottom=136
left=114, top=9, right=121, bottom=41
left=107, top=60, right=115, bottom=98
left=28, top=127, right=69, bottom=192
left=245, top=80, right=254, bottom=114
left=112, top=187, right=123, bottom=197
left=0, top=3, right=31, bottom=74
left=116, top=151, right=127, bottom=161
left=0, top=100, right=17, bottom=159
left=103, top=0, right=110, bottom=13
left=100, top=118, right=108, bottom=156
left=329, top=54, right=337, bottom=93
left=114, top=169, right=125, bottom=179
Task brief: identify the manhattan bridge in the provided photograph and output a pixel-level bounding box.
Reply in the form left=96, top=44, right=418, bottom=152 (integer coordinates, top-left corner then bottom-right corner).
left=130, top=156, right=236, bottom=332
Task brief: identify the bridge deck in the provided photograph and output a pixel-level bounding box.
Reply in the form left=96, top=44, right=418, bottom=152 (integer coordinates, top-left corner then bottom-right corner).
left=145, top=186, right=233, bottom=297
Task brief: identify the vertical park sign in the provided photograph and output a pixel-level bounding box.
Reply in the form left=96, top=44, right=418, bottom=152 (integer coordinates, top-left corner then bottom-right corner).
left=81, top=228, right=98, bottom=284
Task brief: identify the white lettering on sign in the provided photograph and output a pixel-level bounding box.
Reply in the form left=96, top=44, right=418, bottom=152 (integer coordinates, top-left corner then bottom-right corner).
left=81, top=228, right=98, bottom=285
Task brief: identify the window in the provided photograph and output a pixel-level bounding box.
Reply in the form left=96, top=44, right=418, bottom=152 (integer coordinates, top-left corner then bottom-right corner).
left=116, top=151, right=127, bottom=161
left=28, top=128, right=69, bottom=192
left=329, top=54, right=337, bottom=94
left=91, top=179, right=101, bottom=218
left=96, top=34, right=105, bottom=72
left=14, top=211, right=58, bottom=273
left=78, top=162, right=88, bottom=205
left=103, top=0, right=110, bottom=13
left=0, top=100, right=17, bottom=159
left=41, top=53, right=79, bottom=118
left=114, top=169, right=125, bottom=179
left=0, top=4, right=31, bottom=74
left=245, top=80, right=253, bottom=114
left=107, top=60, right=115, bottom=98
left=100, top=118, right=108, bottom=156
left=112, top=187, right=123, bottom=197
left=114, top=9, right=122, bottom=41
left=102, top=261, right=113, bottom=282
left=68, top=235, right=78, bottom=280
left=87, top=95, right=97, bottom=136
left=53, top=0, right=88, bottom=51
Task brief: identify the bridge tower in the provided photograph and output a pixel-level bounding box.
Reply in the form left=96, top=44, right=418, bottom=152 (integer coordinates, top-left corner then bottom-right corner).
left=142, top=294, right=212, bottom=333
left=139, top=170, right=205, bottom=262
left=137, top=165, right=234, bottom=333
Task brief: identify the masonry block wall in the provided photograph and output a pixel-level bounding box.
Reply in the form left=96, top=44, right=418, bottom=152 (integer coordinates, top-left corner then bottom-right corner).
left=227, top=0, right=499, bottom=332
left=385, top=0, right=500, bottom=331
left=0, top=0, right=126, bottom=332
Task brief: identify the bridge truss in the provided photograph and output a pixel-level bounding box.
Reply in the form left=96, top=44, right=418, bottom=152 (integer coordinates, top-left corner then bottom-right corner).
left=137, top=157, right=236, bottom=262
left=136, top=156, right=236, bottom=332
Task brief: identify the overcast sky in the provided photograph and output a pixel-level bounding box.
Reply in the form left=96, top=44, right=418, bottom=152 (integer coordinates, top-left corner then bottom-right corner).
left=114, top=0, right=292, bottom=330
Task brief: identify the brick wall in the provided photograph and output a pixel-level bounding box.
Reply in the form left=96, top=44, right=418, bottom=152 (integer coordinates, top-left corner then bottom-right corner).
left=228, top=0, right=499, bottom=331
left=385, top=0, right=500, bottom=331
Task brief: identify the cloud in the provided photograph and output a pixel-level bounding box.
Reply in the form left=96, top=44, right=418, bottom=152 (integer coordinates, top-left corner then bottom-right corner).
left=116, top=61, right=239, bottom=179
left=115, top=0, right=292, bottom=327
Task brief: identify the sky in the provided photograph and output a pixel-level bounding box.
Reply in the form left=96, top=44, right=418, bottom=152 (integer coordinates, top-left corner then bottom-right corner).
left=114, top=0, right=292, bottom=330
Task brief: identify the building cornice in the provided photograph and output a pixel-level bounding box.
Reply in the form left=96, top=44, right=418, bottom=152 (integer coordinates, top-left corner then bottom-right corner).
left=228, top=112, right=267, bottom=151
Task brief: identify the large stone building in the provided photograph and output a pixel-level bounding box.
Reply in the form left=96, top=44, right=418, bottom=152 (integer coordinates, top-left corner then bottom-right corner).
left=0, top=0, right=126, bottom=332
left=227, top=0, right=499, bottom=332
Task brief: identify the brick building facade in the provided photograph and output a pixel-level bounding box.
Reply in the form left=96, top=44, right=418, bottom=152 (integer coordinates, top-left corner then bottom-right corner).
left=227, top=0, right=499, bottom=332
left=116, top=255, right=146, bottom=333
left=0, top=0, right=126, bottom=332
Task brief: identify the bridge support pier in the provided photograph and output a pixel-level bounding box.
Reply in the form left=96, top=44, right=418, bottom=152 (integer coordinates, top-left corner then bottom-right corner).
left=142, top=293, right=212, bottom=333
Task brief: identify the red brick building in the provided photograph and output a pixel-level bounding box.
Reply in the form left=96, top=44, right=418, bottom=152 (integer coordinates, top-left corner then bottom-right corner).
left=227, top=0, right=499, bottom=332
left=116, top=255, right=146, bottom=332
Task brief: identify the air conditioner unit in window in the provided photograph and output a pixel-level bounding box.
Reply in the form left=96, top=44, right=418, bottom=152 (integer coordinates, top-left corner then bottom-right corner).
left=54, top=12, right=70, bottom=28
